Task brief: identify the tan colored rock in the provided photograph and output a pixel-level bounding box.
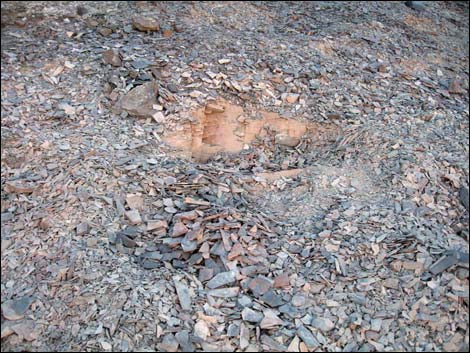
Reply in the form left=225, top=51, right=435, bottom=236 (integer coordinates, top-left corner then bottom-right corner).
left=132, top=17, right=160, bottom=32
left=125, top=209, right=142, bottom=225
left=275, top=133, right=300, bottom=147
left=205, top=103, right=225, bottom=114
left=285, top=93, right=299, bottom=104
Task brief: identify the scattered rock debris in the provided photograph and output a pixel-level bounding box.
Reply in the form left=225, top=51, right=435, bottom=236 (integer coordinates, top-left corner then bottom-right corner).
left=1, top=1, right=468, bottom=352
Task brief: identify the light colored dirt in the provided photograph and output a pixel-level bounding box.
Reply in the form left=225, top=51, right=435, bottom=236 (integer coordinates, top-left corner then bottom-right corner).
left=164, top=99, right=340, bottom=162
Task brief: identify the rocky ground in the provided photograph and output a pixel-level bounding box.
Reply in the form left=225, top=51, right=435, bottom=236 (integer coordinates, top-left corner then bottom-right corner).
left=1, top=1, right=469, bottom=352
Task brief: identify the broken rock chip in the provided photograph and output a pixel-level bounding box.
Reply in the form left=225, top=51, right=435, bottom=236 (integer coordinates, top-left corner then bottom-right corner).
left=125, top=209, right=142, bottom=225
left=1, top=296, right=34, bottom=321
left=273, top=273, right=290, bottom=288
left=171, top=222, right=188, bottom=237
left=241, top=307, right=264, bottom=323
left=147, top=220, right=168, bottom=231
left=132, top=16, right=160, bottom=32
left=260, top=309, right=284, bottom=329
left=206, top=270, right=236, bottom=289
left=76, top=222, right=89, bottom=236
left=119, top=82, right=158, bottom=118
left=207, top=287, right=239, bottom=298
left=173, top=278, right=192, bottom=311
left=102, top=49, right=121, bottom=67
left=311, top=317, right=335, bottom=332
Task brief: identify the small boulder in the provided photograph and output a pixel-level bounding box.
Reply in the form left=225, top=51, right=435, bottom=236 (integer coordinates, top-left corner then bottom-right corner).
left=119, top=82, right=158, bottom=118
left=132, top=17, right=160, bottom=32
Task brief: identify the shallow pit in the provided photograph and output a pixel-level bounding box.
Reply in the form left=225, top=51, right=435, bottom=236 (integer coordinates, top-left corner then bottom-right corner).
left=164, top=100, right=340, bottom=162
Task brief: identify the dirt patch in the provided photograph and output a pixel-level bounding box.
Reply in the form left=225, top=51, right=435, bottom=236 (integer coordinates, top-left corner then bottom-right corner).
left=164, top=100, right=340, bottom=162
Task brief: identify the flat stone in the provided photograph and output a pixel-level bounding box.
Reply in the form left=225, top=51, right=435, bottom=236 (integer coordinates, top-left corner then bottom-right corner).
left=311, top=317, right=335, bottom=332
left=131, top=59, right=152, bottom=70
left=240, top=323, right=250, bottom=350
left=147, top=220, right=168, bottom=231
left=171, top=222, right=188, bottom=237
left=181, top=234, right=198, bottom=252
left=261, top=290, right=284, bottom=307
left=207, top=287, right=239, bottom=298
left=227, top=242, right=244, bottom=260
left=297, top=326, right=320, bottom=350
left=260, top=309, right=284, bottom=329
left=242, top=307, right=264, bottom=323
left=173, top=279, right=192, bottom=311
left=1, top=296, right=34, bottom=321
left=273, top=273, right=290, bottom=288
left=248, top=276, right=273, bottom=297
left=206, top=271, right=236, bottom=289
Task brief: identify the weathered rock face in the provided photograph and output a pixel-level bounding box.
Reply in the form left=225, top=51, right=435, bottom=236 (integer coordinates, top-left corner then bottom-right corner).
left=119, top=82, right=157, bottom=118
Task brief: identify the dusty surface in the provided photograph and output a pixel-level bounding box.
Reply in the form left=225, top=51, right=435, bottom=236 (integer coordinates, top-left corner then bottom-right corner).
left=1, top=1, right=469, bottom=352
